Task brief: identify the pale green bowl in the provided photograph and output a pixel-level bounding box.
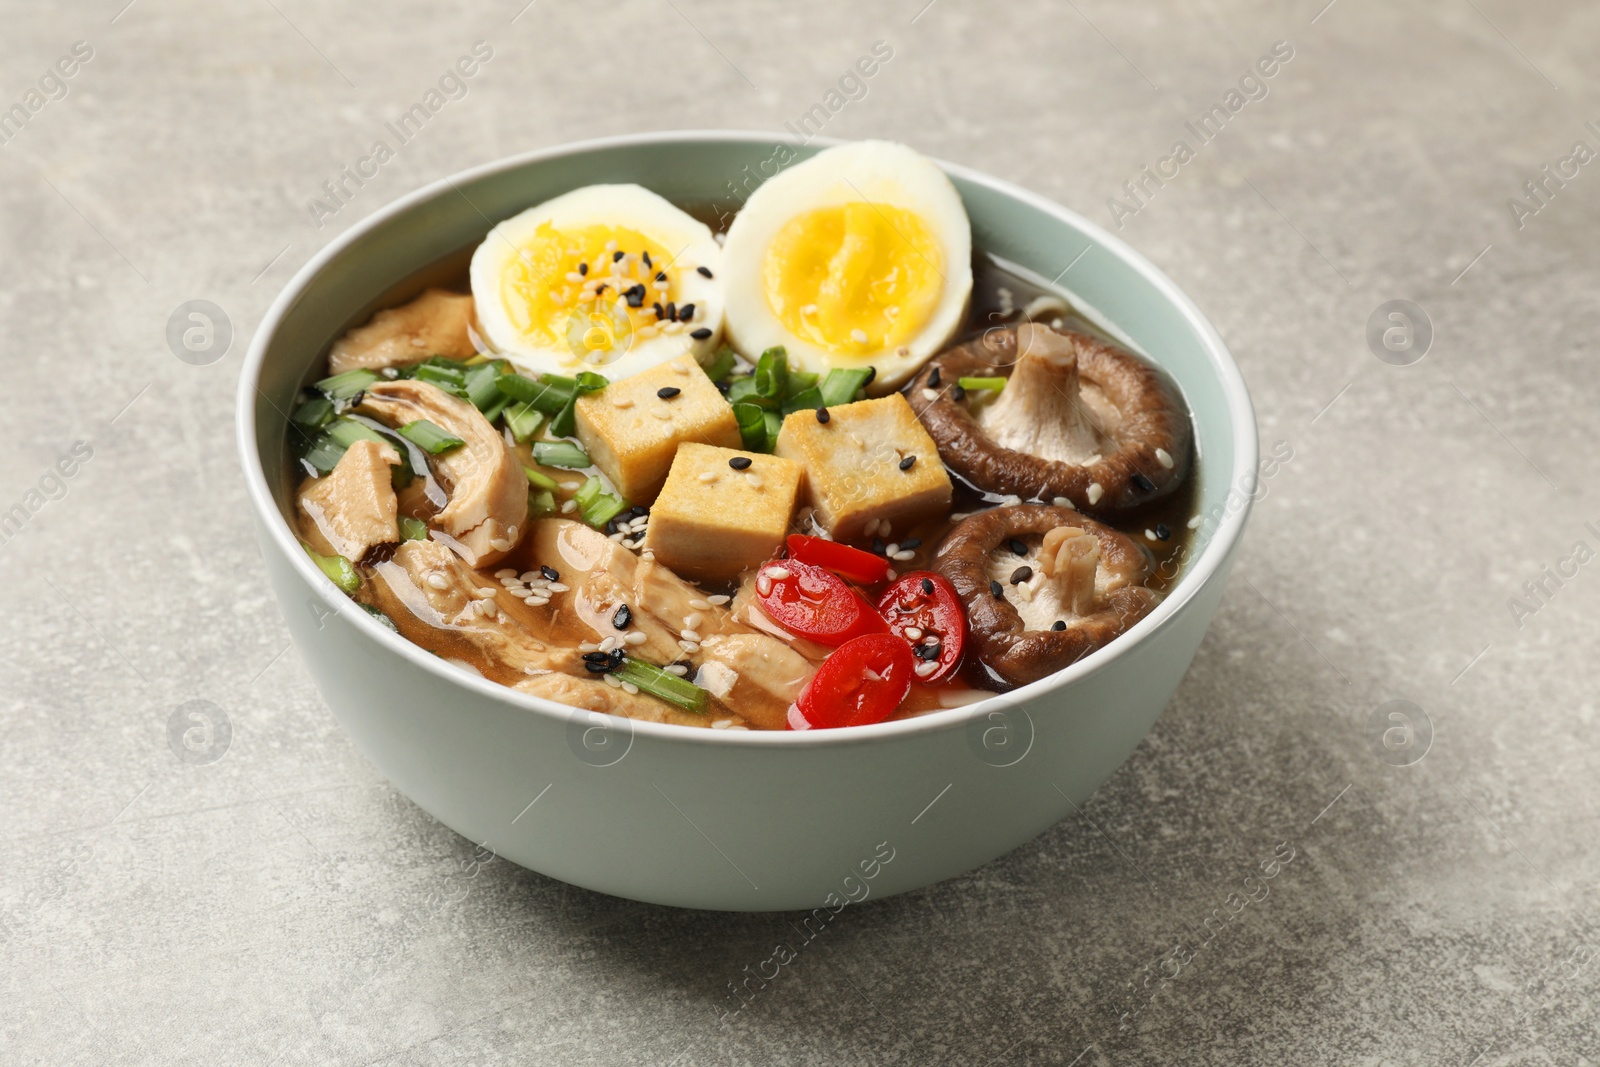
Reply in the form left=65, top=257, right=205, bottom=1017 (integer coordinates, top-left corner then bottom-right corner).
left=238, top=132, right=1256, bottom=911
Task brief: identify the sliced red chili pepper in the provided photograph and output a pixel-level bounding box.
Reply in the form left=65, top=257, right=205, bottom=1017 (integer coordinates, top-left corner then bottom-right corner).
left=755, top=559, right=886, bottom=645
left=876, top=571, right=967, bottom=684
left=785, top=534, right=892, bottom=585
left=789, top=633, right=916, bottom=730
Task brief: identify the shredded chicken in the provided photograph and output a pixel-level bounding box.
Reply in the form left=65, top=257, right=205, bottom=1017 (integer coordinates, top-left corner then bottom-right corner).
left=327, top=288, right=478, bottom=375
left=296, top=439, right=401, bottom=562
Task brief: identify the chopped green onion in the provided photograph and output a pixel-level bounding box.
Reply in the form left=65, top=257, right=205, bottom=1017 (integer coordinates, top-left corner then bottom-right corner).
left=733, top=402, right=769, bottom=453
left=497, top=371, right=576, bottom=416
left=574, top=371, right=609, bottom=394
left=313, top=368, right=379, bottom=401
left=533, top=441, right=591, bottom=469
left=301, top=541, right=361, bottom=594
left=523, top=465, right=559, bottom=491
left=700, top=345, right=738, bottom=382
left=613, top=656, right=708, bottom=712
left=574, top=475, right=628, bottom=527
left=413, top=362, right=469, bottom=396
left=724, top=376, right=773, bottom=408
left=781, top=385, right=824, bottom=416
left=397, top=419, right=466, bottom=455
left=290, top=396, right=335, bottom=432
left=818, top=367, right=873, bottom=407
left=783, top=369, right=819, bottom=398
left=527, top=488, right=558, bottom=518
left=754, top=346, right=789, bottom=399
left=958, top=376, right=1007, bottom=391
left=464, top=361, right=507, bottom=411
left=359, top=602, right=399, bottom=631
left=300, top=417, right=390, bottom=474
left=549, top=397, right=581, bottom=438
left=503, top=401, right=544, bottom=442
left=762, top=409, right=783, bottom=444
left=399, top=516, right=429, bottom=541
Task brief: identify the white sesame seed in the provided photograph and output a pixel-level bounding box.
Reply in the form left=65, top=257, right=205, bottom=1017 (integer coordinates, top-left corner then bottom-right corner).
left=621, top=681, right=639, bottom=695
left=763, top=566, right=791, bottom=580
left=684, top=612, right=703, bottom=629
left=474, top=587, right=497, bottom=599
left=678, top=639, right=700, bottom=653
left=612, top=396, right=634, bottom=408
left=547, top=582, right=570, bottom=593
left=1000, top=496, right=1021, bottom=507
left=756, top=574, right=773, bottom=596
left=921, top=388, right=938, bottom=401
left=850, top=329, right=868, bottom=344
left=1188, top=514, right=1204, bottom=529
left=711, top=719, right=733, bottom=729
left=905, top=626, right=924, bottom=640
left=698, top=471, right=716, bottom=483
left=608, top=532, right=625, bottom=542
left=561, top=499, right=577, bottom=514
left=653, top=407, right=673, bottom=420
left=689, top=599, right=711, bottom=610
left=707, top=595, right=731, bottom=606
left=580, top=641, right=598, bottom=652
left=495, top=568, right=516, bottom=579
left=665, top=664, right=690, bottom=677
left=745, top=473, right=763, bottom=489
left=599, top=636, right=617, bottom=653
left=625, top=631, right=647, bottom=645
left=1052, top=496, right=1073, bottom=508
left=479, top=600, right=499, bottom=618
left=605, top=240, right=617, bottom=251
left=425, top=573, right=450, bottom=591
left=524, top=596, right=544, bottom=606
left=1146, top=529, right=1158, bottom=541
left=565, top=271, right=584, bottom=283
left=1087, top=483, right=1104, bottom=505
left=673, top=359, right=691, bottom=375
left=1156, top=447, right=1174, bottom=470
left=602, top=673, right=622, bottom=688
left=950, top=512, right=970, bottom=522
left=893, top=550, right=915, bottom=561
left=914, top=660, right=939, bottom=678
left=681, top=628, right=701, bottom=642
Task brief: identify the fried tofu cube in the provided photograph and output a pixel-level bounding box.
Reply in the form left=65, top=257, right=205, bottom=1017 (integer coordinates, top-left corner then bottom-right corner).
left=574, top=356, right=742, bottom=505
left=775, top=394, right=952, bottom=543
left=643, top=444, right=803, bottom=581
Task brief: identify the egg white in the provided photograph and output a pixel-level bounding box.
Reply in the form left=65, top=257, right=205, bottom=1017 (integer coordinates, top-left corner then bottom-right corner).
left=470, top=184, right=724, bottom=383
left=720, top=141, right=972, bottom=391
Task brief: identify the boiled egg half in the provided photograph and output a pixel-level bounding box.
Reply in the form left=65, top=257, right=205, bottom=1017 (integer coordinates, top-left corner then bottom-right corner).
left=470, top=184, right=723, bottom=381
left=720, top=141, right=972, bottom=391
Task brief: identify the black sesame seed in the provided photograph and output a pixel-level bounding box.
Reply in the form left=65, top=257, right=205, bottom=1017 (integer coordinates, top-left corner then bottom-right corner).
left=642, top=251, right=652, bottom=269
left=951, top=384, right=967, bottom=401
left=655, top=271, right=667, bottom=282
left=915, top=643, right=941, bottom=661
left=584, top=660, right=612, bottom=674
left=349, top=390, right=364, bottom=408
left=920, top=577, right=935, bottom=595
left=990, top=579, right=1005, bottom=599
left=612, top=250, right=625, bottom=262
left=595, top=284, right=607, bottom=296
left=815, top=406, right=831, bottom=423
left=583, top=651, right=610, bottom=663
left=541, top=565, right=559, bottom=581
left=927, top=366, right=941, bottom=388
left=728, top=456, right=752, bottom=470
left=900, top=537, right=921, bottom=550
left=697, top=266, right=713, bottom=278
left=652, top=301, right=664, bottom=319
left=612, top=603, right=632, bottom=630
left=608, top=647, right=626, bottom=667
left=629, top=505, right=649, bottom=519
left=1051, top=620, right=1067, bottom=631
left=872, top=537, right=886, bottom=555
left=604, top=517, right=620, bottom=535
left=1132, top=472, right=1155, bottom=492
left=690, top=327, right=713, bottom=340
left=863, top=365, right=877, bottom=386
left=657, top=386, right=682, bottom=399
left=678, top=303, right=695, bottom=322
left=665, top=301, right=677, bottom=321
left=1154, top=523, right=1171, bottom=541
left=1009, top=565, right=1033, bottom=585
left=898, top=455, right=916, bottom=471
left=578, top=262, right=588, bottom=276
left=1008, top=538, right=1027, bottom=556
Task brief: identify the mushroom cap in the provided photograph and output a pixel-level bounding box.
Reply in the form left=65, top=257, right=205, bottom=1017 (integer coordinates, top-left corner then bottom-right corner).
left=933, top=505, right=1160, bottom=691
left=911, top=324, right=1191, bottom=517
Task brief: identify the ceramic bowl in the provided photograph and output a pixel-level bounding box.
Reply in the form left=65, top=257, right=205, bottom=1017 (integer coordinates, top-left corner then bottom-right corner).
left=238, top=131, right=1256, bottom=911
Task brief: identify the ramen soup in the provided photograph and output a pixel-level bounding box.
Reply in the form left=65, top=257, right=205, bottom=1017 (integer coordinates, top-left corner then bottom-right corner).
left=288, top=141, right=1197, bottom=731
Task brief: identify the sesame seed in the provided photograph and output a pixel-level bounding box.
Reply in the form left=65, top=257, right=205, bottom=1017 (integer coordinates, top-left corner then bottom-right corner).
left=697, top=266, right=713, bottom=278
left=673, top=359, right=691, bottom=374
left=561, top=499, right=577, bottom=514
left=1087, top=483, right=1104, bottom=505
left=1188, top=514, right=1203, bottom=529
left=1052, top=496, right=1073, bottom=508
left=892, top=550, right=915, bottom=561
left=657, top=386, right=682, bottom=399
left=764, top=566, right=791, bottom=580
left=905, top=626, right=924, bottom=640
left=425, top=573, right=449, bottom=591
left=642, top=251, right=652, bottom=269
left=951, top=384, right=967, bottom=401
left=1145, top=529, right=1158, bottom=541
left=921, top=388, right=938, bottom=401
left=756, top=574, right=773, bottom=596
left=613, top=603, right=632, bottom=630
left=624, top=631, right=647, bottom=645
left=745, top=473, right=763, bottom=489
left=707, top=594, right=731, bottom=606
left=690, top=327, right=712, bottom=340
left=698, top=471, right=716, bottom=483
left=678, top=303, right=695, bottom=322
left=927, top=366, right=941, bottom=388
left=815, top=406, right=831, bottom=423
left=547, top=582, right=569, bottom=592
left=920, top=577, right=935, bottom=594
left=678, top=639, right=701, bottom=654
left=681, top=629, right=702, bottom=642
left=489, top=537, right=512, bottom=552
left=1132, top=472, right=1156, bottom=492
left=653, top=407, right=673, bottom=420
left=602, top=672, right=622, bottom=688
left=665, top=663, right=690, bottom=676
left=1008, top=538, right=1027, bottom=556
left=1010, top=566, right=1033, bottom=585
left=1155, top=524, right=1171, bottom=541
left=495, top=568, right=516, bottom=579
left=1156, top=447, right=1174, bottom=470
left=728, top=456, right=752, bottom=470
left=851, top=329, right=868, bottom=344
left=689, top=599, right=711, bottom=610
left=611, top=396, right=634, bottom=408
left=1051, top=620, right=1067, bottom=631
left=612, top=250, right=625, bottom=262
left=541, top=566, right=559, bottom=581
left=599, top=636, right=618, bottom=653
left=914, top=660, right=938, bottom=678
left=990, top=580, right=1005, bottom=598
left=605, top=240, right=617, bottom=251
left=565, top=271, right=584, bottom=283
left=578, top=262, right=588, bottom=275
left=899, top=455, right=916, bottom=471
left=620, top=681, right=640, bottom=695
left=684, top=612, right=703, bottom=629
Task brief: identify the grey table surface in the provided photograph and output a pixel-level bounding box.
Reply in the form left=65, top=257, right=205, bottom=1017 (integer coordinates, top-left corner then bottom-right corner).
left=4, top=0, right=1598, bottom=1063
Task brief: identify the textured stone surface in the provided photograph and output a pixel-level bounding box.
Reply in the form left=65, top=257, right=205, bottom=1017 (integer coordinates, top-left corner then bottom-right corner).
left=3, top=1, right=1598, bottom=1064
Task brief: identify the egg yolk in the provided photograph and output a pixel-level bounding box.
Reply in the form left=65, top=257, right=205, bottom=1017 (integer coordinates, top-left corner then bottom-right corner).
left=500, top=222, right=678, bottom=362
left=762, top=201, right=943, bottom=357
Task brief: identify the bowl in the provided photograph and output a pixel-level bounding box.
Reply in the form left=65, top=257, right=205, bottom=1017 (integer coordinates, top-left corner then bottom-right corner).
left=238, top=131, right=1256, bottom=912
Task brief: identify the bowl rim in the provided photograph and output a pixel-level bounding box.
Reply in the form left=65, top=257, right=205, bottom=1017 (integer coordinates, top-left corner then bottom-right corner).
left=237, top=128, right=1257, bottom=748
